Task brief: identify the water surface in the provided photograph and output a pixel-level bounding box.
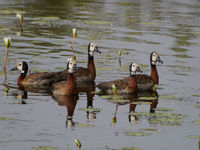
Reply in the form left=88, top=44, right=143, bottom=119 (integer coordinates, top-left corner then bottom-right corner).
left=0, top=0, right=200, bottom=150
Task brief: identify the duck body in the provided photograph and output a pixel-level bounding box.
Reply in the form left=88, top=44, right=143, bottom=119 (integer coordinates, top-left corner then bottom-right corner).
left=97, top=76, right=138, bottom=94
left=52, top=73, right=77, bottom=95
left=15, top=61, right=55, bottom=87
left=133, top=51, right=163, bottom=91
left=97, top=63, right=142, bottom=94
left=18, top=72, right=55, bottom=86
left=124, top=74, right=154, bottom=91
left=50, top=42, right=100, bottom=84
left=52, top=59, right=78, bottom=96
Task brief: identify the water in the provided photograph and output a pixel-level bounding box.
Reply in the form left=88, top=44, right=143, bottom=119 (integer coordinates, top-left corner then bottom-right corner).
left=0, top=0, right=200, bottom=150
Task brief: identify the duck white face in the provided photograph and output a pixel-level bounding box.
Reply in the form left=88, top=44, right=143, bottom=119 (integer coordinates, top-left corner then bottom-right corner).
left=130, top=63, right=143, bottom=75
left=151, top=52, right=163, bottom=65
left=88, top=42, right=101, bottom=56
left=67, top=59, right=77, bottom=73
left=16, top=62, right=28, bottom=74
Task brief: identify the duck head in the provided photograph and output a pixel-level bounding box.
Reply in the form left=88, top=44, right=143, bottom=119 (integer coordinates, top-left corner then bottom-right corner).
left=66, top=59, right=77, bottom=73
left=88, top=42, right=101, bottom=57
left=150, top=52, right=163, bottom=65
left=15, top=61, right=28, bottom=75
left=129, top=63, right=143, bottom=75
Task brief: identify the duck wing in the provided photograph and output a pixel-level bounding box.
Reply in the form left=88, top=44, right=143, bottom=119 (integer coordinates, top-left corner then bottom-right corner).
left=97, top=78, right=129, bottom=94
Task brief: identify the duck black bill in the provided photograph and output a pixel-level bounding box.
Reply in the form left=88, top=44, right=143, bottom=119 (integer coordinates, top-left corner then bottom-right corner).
left=95, top=47, right=101, bottom=54
left=157, top=57, right=163, bottom=64
left=10, top=67, right=18, bottom=71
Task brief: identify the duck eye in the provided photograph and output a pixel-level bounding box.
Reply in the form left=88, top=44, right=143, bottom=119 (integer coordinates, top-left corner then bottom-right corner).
left=19, top=64, right=22, bottom=66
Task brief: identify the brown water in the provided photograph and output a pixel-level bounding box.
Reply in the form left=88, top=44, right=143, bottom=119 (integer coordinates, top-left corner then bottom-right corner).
left=0, top=0, right=200, bottom=150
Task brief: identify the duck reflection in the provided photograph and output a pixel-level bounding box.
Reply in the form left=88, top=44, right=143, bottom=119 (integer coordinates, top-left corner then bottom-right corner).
left=78, top=81, right=97, bottom=121
left=2, top=83, right=27, bottom=104
left=128, top=91, right=159, bottom=124
left=16, top=86, right=28, bottom=104
left=17, top=84, right=52, bottom=94
left=52, top=94, right=79, bottom=129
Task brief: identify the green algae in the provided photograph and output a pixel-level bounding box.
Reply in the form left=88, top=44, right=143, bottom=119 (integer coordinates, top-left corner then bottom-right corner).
left=138, top=96, right=157, bottom=101
left=149, top=118, right=182, bottom=126
left=195, top=105, right=200, bottom=109
left=32, top=146, right=57, bottom=150
left=129, top=112, right=187, bottom=118
left=139, top=128, right=160, bottom=132
left=154, top=107, right=173, bottom=111
left=187, top=136, right=200, bottom=140
left=0, top=117, right=14, bottom=121
left=125, top=131, right=152, bottom=136
left=79, top=108, right=101, bottom=112
left=160, top=94, right=176, bottom=100
left=131, top=101, right=152, bottom=105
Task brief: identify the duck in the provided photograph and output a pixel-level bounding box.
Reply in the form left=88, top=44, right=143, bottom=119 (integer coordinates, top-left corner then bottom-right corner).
left=51, top=42, right=101, bottom=84
left=13, top=61, right=55, bottom=87
left=97, top=63, right=143, bottom=94
left=124, top=52, right=163, bottom=91
left=52, top=59, right=78, bottom=95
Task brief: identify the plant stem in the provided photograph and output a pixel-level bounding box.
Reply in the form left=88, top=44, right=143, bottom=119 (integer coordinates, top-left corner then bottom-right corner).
left=4, top=47, right=8, bottom=80
left=71, top=38, right=75, bottom=56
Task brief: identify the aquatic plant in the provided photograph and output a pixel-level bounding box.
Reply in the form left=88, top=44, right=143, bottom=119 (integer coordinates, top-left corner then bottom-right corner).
left=3, top=37, right=11, bottom=80
left=111, top=84, right=118, bottom=125
left=16, top=12, right=23, bottom=29
left=118, top=49, right=122, bottom=59
left=75, top=139, right=81, bottom=150
left=71, top=28, right=77, bottom=56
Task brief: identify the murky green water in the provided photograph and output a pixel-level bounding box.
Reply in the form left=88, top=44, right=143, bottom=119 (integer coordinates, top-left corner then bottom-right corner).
left=0, top=0, right=200, bottom=150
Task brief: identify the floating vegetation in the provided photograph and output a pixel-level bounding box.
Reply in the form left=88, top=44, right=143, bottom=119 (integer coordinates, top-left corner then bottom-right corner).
left=131, top=101, right=152, bottom=105
left=79, top=108, right=101, bottom=112
left=0, top=117, right=13, bottom=121
left=129, top=112, right=187, bottom=126
left=149, top=118, right=182, bottom=126
left=153, top=107, right=173, bottom=111
left=84, top=21, right=111, bottom=25
left=139, top=128, right=160, bottom=132
left=187, top=136, right=200, bottom=140
left=129, top=112, right=187, bottom=119
left=125, top=131, right=152, bottom=136
left=171, top=47, right=188, bottom=53
left=195, top=105, right=200, bottom=109
left=138, top=96, right=157, bottom=101
left=76, top=123, right=94, bottom=127
left=192, top=115, right=200, bottom=125
left=159, top=94, right=176, bottom=100
left=32, top=146, right=57, bottom=150
left=173, top=54, right=193, bottom=58
left=119, top=147, right=142, bottom=150
left=192, top=121, right=200, bottom=125
left=193, top=95, right=200, bottom=97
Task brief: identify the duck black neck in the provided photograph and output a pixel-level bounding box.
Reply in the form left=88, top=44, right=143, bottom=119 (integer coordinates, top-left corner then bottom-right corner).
left=88, top=53, right=94, bottom=60
left=21, top=70, right=27, bottom=77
